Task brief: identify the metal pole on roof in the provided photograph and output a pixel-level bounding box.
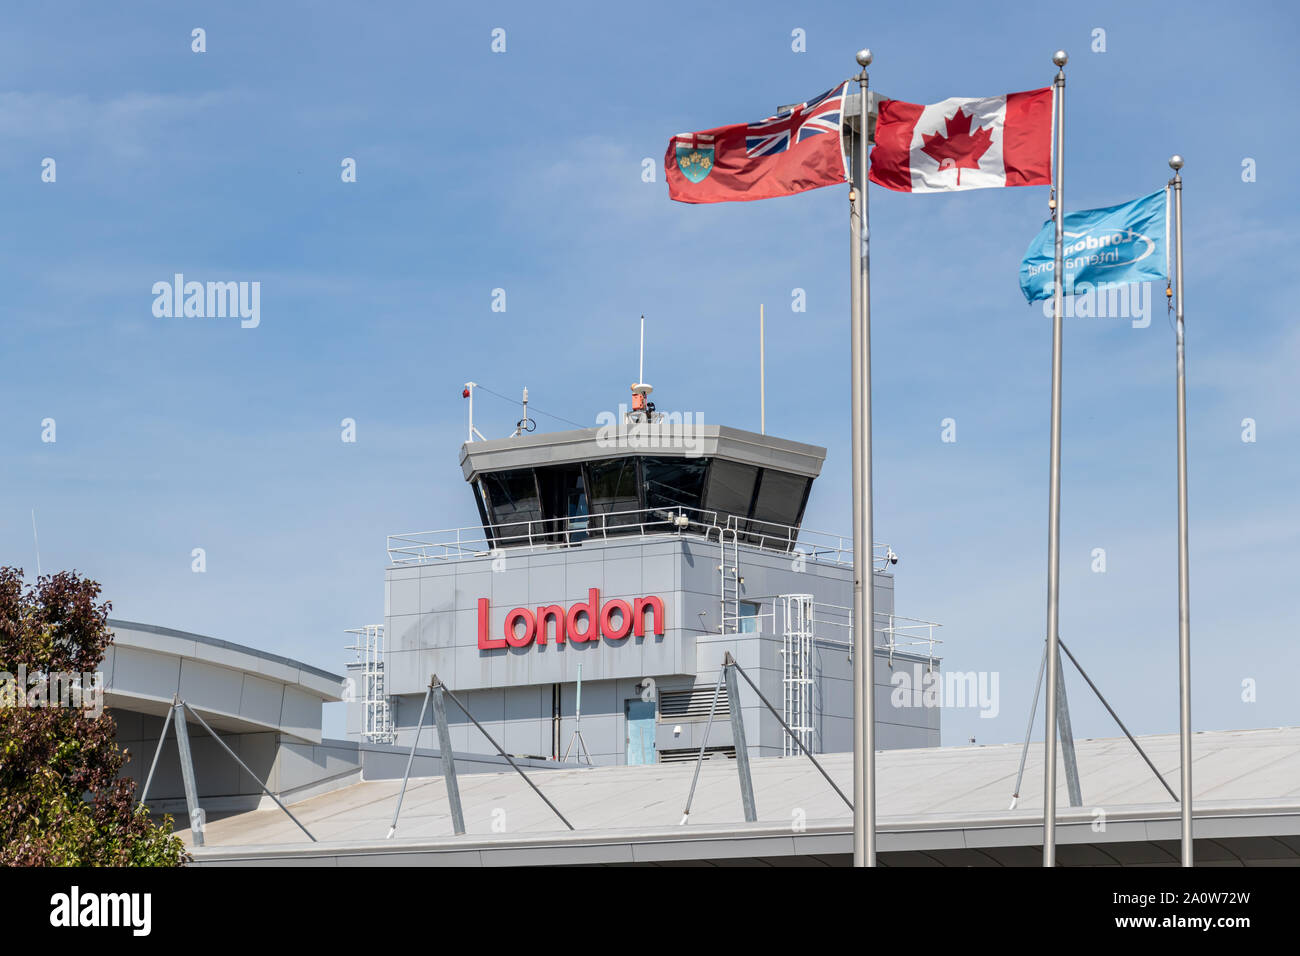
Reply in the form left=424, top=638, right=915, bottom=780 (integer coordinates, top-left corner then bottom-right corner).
left=440, top=683, right=575, bottom=830
left=730, top=658, right=853, bottom=811
left=388, top=680, right=432, bottom=839
left=430, top=678, right=466, bottom=836
left=723, top=653, right=757, bottom=822
left=138, top=703, right=174, bottom=808
left=680, top=667, right=726, bottom=824
left=1010, top=640, right=1047, bottom=810
left=1059, top=639, right=1178, bottom=802
left=181, top=701, right=317, bottom=843
left=171, top=699, right=205, bottom=847
left=759, top=303, right=766, bottom=435
left=562, top=662, right=592, bottom=764
left=1055, top=653, right=1084, bottom=807
left=849, top=47, right=877, bottom=867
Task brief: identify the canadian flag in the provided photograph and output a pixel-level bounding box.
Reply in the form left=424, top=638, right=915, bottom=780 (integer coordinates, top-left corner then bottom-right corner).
left=869, top=88, right=1053, bottom=193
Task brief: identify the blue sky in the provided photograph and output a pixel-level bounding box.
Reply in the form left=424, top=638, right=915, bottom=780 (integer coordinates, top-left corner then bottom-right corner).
left=2, top=1, right=1295, bottom=745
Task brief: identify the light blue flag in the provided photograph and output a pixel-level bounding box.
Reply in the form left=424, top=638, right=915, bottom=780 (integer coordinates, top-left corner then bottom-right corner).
left=1020, top=189, right=1167, bottom=303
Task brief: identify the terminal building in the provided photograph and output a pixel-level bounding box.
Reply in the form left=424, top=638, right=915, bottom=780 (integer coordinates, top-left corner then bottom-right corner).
left=353, top=397, right=943, bottom=767
left=98, top=394, right=1300, bottom=867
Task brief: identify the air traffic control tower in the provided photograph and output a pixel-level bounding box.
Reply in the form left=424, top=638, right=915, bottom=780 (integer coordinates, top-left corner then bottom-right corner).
left=358, top=390, right=943, bottom=766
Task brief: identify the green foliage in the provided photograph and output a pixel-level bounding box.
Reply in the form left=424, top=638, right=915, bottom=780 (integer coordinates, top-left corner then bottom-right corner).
left=0, top=567, right=189, bottom=867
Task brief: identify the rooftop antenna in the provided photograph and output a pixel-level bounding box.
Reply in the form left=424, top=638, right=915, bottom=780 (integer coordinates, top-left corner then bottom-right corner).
left=31, top=510, right=41, bottom=577
left=462, top=382, right=487, bottom=442
left=562, top=662, right=593, bottom=765
left=628, top=314, right=656, bottom=424
left=759, top=304, right=766, bottom=435
left=512, top=386, right=535, bottom=437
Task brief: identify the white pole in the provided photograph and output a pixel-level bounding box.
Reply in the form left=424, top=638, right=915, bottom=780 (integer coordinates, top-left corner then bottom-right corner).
left=639, top=315, right=645, bottom=384
left=31, top=510, right=41, bottom=577
left=465, top=382, right=476, bottom=442
left=850, top=49, right=876, bottom=868
left=1043, top=50, right=1068, bottom=868
left=1169, top=154, right=1193, bottom=866
left=760, top=304, right=766, bottom=434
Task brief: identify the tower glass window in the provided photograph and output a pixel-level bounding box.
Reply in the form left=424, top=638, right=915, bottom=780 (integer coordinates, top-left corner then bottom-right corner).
left=642, top=457, right=708, bottom=513
left=703, top=459, right=759, bottom=522
left=586, top=458, right=640, bottom=532
left=480, top=470, right=543, bottom=546
left=535, top=464, right=589, bottom=544
left=749, top=470, right=810, bottom=547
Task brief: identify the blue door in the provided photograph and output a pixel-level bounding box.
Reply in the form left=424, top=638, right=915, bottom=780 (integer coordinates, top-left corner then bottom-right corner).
left=625, top=699, right=656, bottom=765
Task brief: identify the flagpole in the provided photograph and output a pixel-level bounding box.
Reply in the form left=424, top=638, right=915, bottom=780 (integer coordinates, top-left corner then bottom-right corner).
left=1042, top=48, right=1068, bottom=868
left=1169, top=153, right=1193, bottom=867
left=850, top=47, right=876, bottom=868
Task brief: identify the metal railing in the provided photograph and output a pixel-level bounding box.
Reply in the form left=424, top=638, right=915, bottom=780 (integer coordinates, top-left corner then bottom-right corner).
left=742, top=599, right=943, bottom=669
left=388, top=504, right=894, bottom=571
left=810, top=602, right=943, bottom=668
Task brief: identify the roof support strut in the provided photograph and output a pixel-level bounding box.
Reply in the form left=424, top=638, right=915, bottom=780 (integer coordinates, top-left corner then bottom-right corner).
left=137, top=696, right=317, bottom=845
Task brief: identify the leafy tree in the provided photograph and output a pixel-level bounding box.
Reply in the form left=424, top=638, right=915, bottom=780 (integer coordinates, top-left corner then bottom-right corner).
left=0, top=567, right=189, bottom=866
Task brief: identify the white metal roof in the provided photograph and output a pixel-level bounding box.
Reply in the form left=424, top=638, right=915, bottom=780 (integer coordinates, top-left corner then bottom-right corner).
left=188, top=726, right=1300, bottom=864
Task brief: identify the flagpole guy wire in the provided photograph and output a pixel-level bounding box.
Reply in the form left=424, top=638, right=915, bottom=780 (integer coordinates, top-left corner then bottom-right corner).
left=1042, top=48, right=1068, bottom=869
left=849, top=46, right=877, bottom=870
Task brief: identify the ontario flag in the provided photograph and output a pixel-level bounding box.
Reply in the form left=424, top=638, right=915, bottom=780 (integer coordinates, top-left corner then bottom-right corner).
left=666, top=82, right=850, bottom=203
left=869, top=88, right=1053, bottom=193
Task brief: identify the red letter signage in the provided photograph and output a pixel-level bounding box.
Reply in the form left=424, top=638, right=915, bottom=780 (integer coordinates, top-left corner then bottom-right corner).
left=477, top=592, right=666, bottom=651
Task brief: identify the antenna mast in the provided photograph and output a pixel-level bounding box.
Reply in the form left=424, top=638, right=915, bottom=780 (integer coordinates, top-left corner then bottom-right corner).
left=628, top=314, right=656, bottom=424
left=463, top=382, right=486, bottom=442
left=760, top=304, right=766, bottom=435
left=512, top=386, right=535, bottom=437
left=31, top=510, right=41, bottom=577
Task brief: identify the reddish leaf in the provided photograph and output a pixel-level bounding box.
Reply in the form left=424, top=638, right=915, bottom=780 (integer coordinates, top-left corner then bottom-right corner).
left=920, top=108, right=993, bottom=186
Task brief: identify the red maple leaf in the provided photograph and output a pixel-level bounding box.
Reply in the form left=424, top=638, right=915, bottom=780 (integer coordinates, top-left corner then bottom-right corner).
left=920, top=108, right=993, bottom=186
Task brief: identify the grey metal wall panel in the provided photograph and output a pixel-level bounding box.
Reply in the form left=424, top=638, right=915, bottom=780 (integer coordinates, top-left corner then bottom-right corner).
left=239, top=673, right=285, bottom=730
left=384, top=531, right=937, bottom=765
left=178, top=659, right=245, bottom=714
left=279, top=685, right=324, bottom=743
left=109, top=645, right=182, bottom=705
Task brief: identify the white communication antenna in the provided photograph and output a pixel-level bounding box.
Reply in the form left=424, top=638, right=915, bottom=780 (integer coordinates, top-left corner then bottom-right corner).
left=512, top=386, right=535, bottom=437
left=759, top=304, right=766, bottom=435
left=31, top=510, right=42, bottom=577
left=628, top=314, right=656, bottom=424
left=562, top=662, right=593, bottom=765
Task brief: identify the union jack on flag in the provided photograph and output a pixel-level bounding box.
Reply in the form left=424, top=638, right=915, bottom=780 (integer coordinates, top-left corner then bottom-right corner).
left=665, top=80, right=850, bottom=203
left=745, top=82, right=848, bottom=157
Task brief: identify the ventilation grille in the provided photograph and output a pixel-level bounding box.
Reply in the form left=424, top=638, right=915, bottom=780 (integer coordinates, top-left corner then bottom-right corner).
left=658, top=685, right=731, bottom=721
left=658, top=746, right=736, bottom=763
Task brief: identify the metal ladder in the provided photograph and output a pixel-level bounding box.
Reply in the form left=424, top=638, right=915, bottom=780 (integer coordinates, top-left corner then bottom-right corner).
left=780, top=594, right=815, bottom=756
left=718, top=526, right=741, bottom=633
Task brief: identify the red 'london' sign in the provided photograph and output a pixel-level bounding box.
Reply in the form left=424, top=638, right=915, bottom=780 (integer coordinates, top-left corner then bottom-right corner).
left=478, top=589, right=665, bottom=650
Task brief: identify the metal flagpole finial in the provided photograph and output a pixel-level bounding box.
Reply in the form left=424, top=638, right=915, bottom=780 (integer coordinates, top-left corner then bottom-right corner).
left=1169, top=154, right=1185, bottom=171
left=1052, top=49, right=1068, bottom=67
left=855, top=49, right=872, bottom=67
